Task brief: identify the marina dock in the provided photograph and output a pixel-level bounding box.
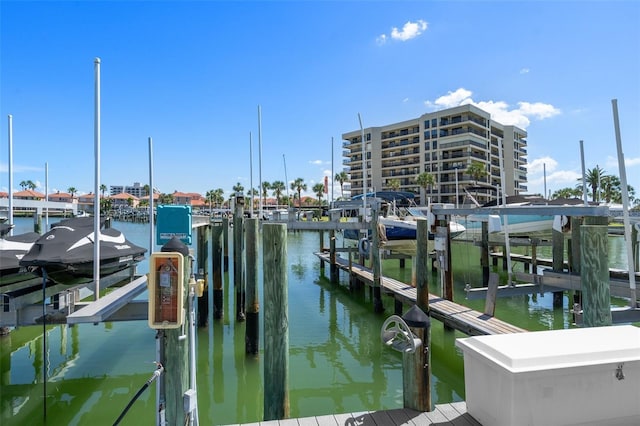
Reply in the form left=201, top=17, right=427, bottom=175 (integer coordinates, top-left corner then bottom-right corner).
left=226, top=402, right=480, bottom=426
left=315, top=251, right=526, bottom=336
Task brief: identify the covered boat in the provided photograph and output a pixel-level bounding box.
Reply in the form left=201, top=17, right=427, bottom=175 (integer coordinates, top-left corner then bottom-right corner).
left=0, top=229, right=41, bottom=287
left=20, top=217, right=147, bottom=286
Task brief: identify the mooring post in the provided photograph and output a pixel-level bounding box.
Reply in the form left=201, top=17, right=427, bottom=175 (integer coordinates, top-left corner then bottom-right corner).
left=197, top=225, right=210, bottom=327
left=551, top=227, right=565, bottom=307
left=245, top=218, right=259, bottom=355
left=481, top=221, right=489, bottom=287
left=233, top=195, right=245, bottom=321
left=319, top=230, right=325, bottom=271
left=160, top=240, right=191, bottom=426
left=212, top=223, right=223, bottom=320
left=416, top=219, right=430, bottom=311
left=580, top=224, right=612, bottom=327
left=436, top=216, right=454, bottom=301
left=329, top=230, right=338, bottom=283
left=263, top=223, right=289, bottom=421
left=531, top=238, right=538, bottom=273
left=402, top=305, right=431, bottom=412
left=371, top=203, right=384, bottom=313
left=33, top=212, right=42, bottom=234
left=633, top=223, right=639, bottom=273
left=222, top=217, right=230, bottom=272
left=570, top=216, right=583, bottom=274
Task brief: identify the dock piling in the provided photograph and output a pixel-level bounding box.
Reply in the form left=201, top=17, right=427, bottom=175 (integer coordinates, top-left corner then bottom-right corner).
left=245, top=218, right=259, bottom=355
left=233, top=195, right=245, bottom=321
left=263, top=223, right=289, bottom=420
left=580, top=224, right=612, bottom=327
left=212, top=223, right=224, bottom=320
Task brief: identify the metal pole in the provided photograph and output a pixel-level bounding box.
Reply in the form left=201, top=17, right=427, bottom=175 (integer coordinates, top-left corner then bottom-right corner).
left=543, top=163, right=547, bottom=200
left=283, top=154, right=289, bottom=205
left=249, top=131, right=254, bottom=218
left=611, top=99, right=636, bottom=305
left=331, top=136, right=334, bottom=205
left=93, top=57, right=101, bottom=301
left=580, top=140, right=588, bottom=206
left=45, top=162, right=49, bottom=229
left=455, top=169, right=459, bottom=209
left=498, top=138, right=513, bottom=286
left=8, top=115, right=13, bottom=234
left=258, top=105, right=263, bottom=219
left=149, top=137, right=155, bottom=250
left=358, top=113, right=366, bottom=212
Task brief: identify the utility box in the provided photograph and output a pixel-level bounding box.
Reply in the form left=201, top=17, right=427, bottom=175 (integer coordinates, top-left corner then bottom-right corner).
left=456, top=325, right=640, bottom=426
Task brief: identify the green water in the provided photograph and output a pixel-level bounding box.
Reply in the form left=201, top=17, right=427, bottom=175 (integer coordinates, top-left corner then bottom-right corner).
left=0, top=220, right=634, bottom=425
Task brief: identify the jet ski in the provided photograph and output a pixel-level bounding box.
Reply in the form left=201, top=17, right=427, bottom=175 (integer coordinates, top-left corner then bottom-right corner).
left=20, top=217, right=147, bottom=286
left=0, top=229, right=41, bottom=287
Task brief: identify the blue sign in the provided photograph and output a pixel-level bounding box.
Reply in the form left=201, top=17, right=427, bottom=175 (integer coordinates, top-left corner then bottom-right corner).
left=157, top=205, right=192, bottom=245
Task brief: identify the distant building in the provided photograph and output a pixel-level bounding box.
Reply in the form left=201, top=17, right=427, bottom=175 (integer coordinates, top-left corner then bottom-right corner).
left=13, top=190, right=45, bottom=201
left=172, top=191, right=204, bottom=207
left=111, top=192, right=139, bottom=209
left=110, top=182, right=148, bottom=198
left=49, top=191, right=73, bottom=203
left=342, top=104, right=528, bottom=206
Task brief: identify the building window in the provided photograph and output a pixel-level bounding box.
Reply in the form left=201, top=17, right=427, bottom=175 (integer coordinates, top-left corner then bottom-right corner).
left=432, top=140, right=437, bottom=150
left=425, top=153, right=430, bottom=161
left=424, top=120, right=430, bottom=129
left=431, top=119, right=437, bottom=127
left=431, top=129, right=437, bottom=138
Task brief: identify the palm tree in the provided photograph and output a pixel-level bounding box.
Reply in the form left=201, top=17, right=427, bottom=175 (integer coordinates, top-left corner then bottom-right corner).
left=388, top=178, right=401, bottom=191
left=19, top=180, right=36, bottom=190
left=291, top=178, right=307, bottom=216
left=334, top=171, right=348, bottom=200
left=68, top=187, right=77, bottom=198
left=466, top=161, right=487, bottom=185
left=416, top=172, right=436, bottom=206
left=551, top=187, right=582, bottom=200
left=581, top=165, right=607, bottom=202
left=312, top=183, right=325, bottom=206
left=159, top=193, right=174, bottom=205
left=232, top=182, right=244, bottom=195
left=100, top=184, right=107, bottom=197
left=271, top=180, right=286, bottom=207
left=261, top=181, right=272, bottom=207
left=248, top=188, right=259, bottom=210
left=100, top=196, right=112, bottom=212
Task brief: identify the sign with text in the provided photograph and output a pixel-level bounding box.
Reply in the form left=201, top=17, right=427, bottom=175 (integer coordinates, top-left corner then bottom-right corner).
left=156, top=205, right=192, bottom=245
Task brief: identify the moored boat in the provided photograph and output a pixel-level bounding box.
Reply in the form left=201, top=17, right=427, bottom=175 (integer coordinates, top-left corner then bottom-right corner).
left=0, top=229, right=41, bottom=287
left=19, top=217, right=147, bottom=286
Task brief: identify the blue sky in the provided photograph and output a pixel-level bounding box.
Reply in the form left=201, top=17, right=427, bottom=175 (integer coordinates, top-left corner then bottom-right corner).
left=1, top=0, right=639, bottom=202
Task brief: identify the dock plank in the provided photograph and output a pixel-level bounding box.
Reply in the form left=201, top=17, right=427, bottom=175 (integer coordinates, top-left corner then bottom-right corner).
left=316, top=252, right=527, bottom=336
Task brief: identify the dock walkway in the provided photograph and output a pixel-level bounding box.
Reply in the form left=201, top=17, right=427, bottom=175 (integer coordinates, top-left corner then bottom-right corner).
left=315, top=252, right=526, bottom=336
left=226, top=402, right=480, bottom=426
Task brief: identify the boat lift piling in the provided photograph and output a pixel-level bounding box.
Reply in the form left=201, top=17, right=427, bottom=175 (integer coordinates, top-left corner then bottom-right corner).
left=211, top=222, right=224, bottom=320
left=233, top=194, right=245, bottom=321
left=245, top=217, right=260, bottom=355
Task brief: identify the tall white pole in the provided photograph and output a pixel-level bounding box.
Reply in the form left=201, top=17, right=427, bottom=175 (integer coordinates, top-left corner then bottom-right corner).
left=611, top=99, right=636, bottom=305
left=93, top=57, right=101, bottom=301
left=543, top=163, right=547, bottom=201
left=249, top=131, right=254, bottom=217
left=283, top=154, right=289, bottom=205
left=149, top=137, right=155, bottom=250
left=358, top=113, right=366, bottom=216
left=8, top=115, right=13, bottom=234
left=498, top=138, right=513, bottom=285
left=579, top=140, right=588, bottom=206
left=331, top=136, right=334, bottom=205
left=258, top=105, right=263, bottom=219
left=455, top=169, right=459, bottom=209
left=45, top=162, right=49, bottom=229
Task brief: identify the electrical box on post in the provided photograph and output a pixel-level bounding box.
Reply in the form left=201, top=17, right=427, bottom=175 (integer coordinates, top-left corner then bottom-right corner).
left=148, top=252, right=184, bottom=329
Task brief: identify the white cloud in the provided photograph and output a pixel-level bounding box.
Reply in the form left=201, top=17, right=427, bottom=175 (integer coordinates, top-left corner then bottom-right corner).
left=520, top=68, right=530, bottom=74
left=309, top=160, right=324, bottom=166
left=527, top=157, right=558, bottom=176
left=424, top=88, right=561, bottom=129
left=605, top=155, right=640, bottom=170
left=378, top=20, right=428, bottom=44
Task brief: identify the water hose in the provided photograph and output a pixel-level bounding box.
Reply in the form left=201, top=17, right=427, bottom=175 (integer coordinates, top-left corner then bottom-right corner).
left=113, top=363, right=164, bottom=426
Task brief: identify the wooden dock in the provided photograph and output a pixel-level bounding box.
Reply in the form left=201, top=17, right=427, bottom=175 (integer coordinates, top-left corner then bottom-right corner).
left=226, top=402, right=481, bottom=426
left=315, top=252, right=526, bottom=336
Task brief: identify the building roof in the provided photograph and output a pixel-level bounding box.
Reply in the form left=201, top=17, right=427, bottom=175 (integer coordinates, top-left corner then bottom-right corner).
left=14, top=189, right=46, bottom=198
left=110, top=192, right=139, bottom=200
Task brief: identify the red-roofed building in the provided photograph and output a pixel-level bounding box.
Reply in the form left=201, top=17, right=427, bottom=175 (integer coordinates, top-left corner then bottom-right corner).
left=49, top=191, right=73, bottom=203
left=172, top=191, right=204, bottom=206
left=13, top=190, right=45, bottom=200
left=111, top=192, right=139, bottom=209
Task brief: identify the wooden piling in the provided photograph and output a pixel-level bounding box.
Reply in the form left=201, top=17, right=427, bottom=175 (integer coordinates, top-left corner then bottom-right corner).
left=245, top=218, right=259, bottom=355
left=33, top=212, right=42, bottom=234
left=319, top=230, right=325, bottom=272
left=580, top=224, right=612, bottom=327
left=402, top=306, right=431, bottom=412
left=436, top=217, right=454, bottom=301
left=329, top=230, right=338, bottom=283
left=263, top=223, right=289, bottom=421
left=233, top=196, right=245, bottom=321
left=480, top=222, right=489, bottom=287
left=570, top=216, right=583, bottom=273
left=222, top=217, right=230, bottom=272
left=371, top=205, right=384, bottom=313
left=415, top=219, right=429, bottom=311
left=212, top=223, right=224, bottom=320
left=551, top=227, right=565, bottom=307
left=162, top=245, right=191, bottom=426
left=197, top=226, right=210, bottom=327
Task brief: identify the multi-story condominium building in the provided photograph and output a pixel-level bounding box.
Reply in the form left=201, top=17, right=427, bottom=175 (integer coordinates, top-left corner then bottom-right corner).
left=110, top=182, right=148, bottom=198
left=341, top=104, right=528, bottom=206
